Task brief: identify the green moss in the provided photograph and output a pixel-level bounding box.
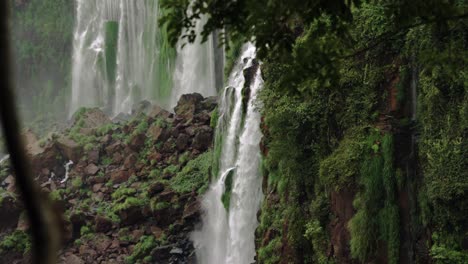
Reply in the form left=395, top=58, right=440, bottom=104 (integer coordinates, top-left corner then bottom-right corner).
left=257, top=237, right=282, bottom=264
left=170, top=151, right=212, bottom=194
left=126, top=235, right=157, bottom=264
left=0, top=230, right=31, bottom=255
left=221, top=168, right=234, bottom=210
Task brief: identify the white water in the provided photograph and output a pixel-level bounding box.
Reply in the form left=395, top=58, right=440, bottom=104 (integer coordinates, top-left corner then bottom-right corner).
left=70, top=0, right=172, bottom=116
left=60, top=160, right=74, bottom=184
left=170, top=15, right=217, bottom=107
left=192, top=44, right=263, bottom=264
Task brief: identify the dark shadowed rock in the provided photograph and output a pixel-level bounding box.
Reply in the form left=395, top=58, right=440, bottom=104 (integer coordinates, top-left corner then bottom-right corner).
left=95, top=215, right=113, bottom=233
left=0, top=194, right=22, bottom=232
left=148, top=182, right=165, bottom=196
left=192, top=126, right=213, bottom=151
left=176, top=133, right=190, bottom=151
left=183, top=200, right=201, bottom=222
left=57, top=137, right=82, bottom=162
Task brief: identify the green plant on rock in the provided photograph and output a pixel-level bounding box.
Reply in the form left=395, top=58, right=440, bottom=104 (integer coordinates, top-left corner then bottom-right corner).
left=126, top=235, right=157, bottom=264
left=170, top=151, right=212, bottom=194
left=0, top=230, right=31, bottom=255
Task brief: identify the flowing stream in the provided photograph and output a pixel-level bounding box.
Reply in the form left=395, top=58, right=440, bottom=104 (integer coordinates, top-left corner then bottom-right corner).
left=192, top=44, right=263, bottom=264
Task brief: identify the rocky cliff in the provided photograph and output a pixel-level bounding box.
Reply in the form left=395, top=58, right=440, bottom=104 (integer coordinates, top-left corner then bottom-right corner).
left=0, top=94, right=217, bottom=264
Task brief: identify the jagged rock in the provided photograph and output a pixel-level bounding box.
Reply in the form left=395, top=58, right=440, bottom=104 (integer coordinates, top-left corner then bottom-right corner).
left=176, top=133, right=190, bottom=151
left=92, top=183, right=103, bottom=193
left=201, top=96, right=218, bottom=112
left=192, top=126, right=213, bottom=151
left=147, top=105, right=172, bottom=119
left=123, top=153, right=137, bottom=169
left=105, top=142, right=123, bottom=156
left=129, top=133, right=146, bottom=151
left=57, top=137, right=82, bottom=162
left=85, top=163, right=99, bottom=176
left=112, top=152, right=123, bottom=165
left=110, top=170, right=130, bottom=184
left=174, top=93, right=204, bottom=121
left=88, top=149, right=100, bottom=164
left=148, top=124, right=164, bottom=141
left=29, top=142, right=62, bottom=173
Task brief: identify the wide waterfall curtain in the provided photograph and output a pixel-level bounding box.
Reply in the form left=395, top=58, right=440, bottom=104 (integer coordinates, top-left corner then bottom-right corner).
left=0, top=2, right=58, bottom=264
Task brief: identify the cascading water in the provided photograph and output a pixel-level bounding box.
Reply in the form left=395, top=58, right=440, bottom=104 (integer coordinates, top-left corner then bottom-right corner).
left=169, top=16, right=217, bottom=107
left=192, top=44, right=264, bottom=264
left=70, top=0, right=175, bottom=116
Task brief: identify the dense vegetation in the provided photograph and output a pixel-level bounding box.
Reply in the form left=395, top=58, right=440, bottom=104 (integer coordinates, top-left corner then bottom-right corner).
left=162, top=0, right=467, bottom=263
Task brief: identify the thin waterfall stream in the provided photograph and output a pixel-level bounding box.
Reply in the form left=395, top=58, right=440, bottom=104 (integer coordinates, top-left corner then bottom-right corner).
left=192, top=44, right=264, bottom=264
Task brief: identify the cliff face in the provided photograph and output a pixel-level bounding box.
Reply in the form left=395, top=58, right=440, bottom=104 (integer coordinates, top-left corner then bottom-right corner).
left=0, top=94, right=217, bottom=264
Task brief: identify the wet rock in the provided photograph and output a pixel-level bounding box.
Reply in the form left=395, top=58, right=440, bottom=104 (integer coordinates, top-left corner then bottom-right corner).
left=105, top=142, right=123, bottom=156
left=85, top=163, right=99, bottom=176
left=57, top=137, right=82, bottom=162
left=151, top=245, right=172, bottom=261
left=174, top=93, right=204, bottom=121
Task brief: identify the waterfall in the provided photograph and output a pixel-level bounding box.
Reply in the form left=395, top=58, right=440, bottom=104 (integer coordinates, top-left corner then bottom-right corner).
left=169, top=15, right=217, bottom=108
left=192, top=44, right=263, bottom=264
left=70, top=0, right=175, bottom=116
